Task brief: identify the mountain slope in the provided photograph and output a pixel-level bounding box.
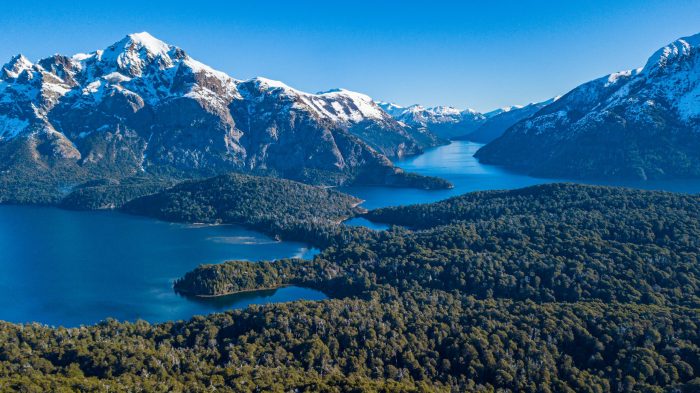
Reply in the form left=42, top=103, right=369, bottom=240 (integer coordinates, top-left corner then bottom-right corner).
left=466, top=98, right=557, bottom=143
left=476, top=33, right=700, bottom=180
left=0, top=32, right=447, bottom=202
left=377, top=102, right=484, bottom=139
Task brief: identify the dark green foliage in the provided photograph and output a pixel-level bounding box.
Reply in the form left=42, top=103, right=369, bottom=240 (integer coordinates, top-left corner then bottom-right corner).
left=60, top=177, right=177, bottom=210
left=0, top=297, right=697, bottom=392
left=382, top=170, right=454, bottom=190
left=174, top=258, right=361, bottom=299
left=2, top=183, right=699, bottom=391
left=123, top=172, right=366, bottom=244
left=362, top=183, right=700, bottom=307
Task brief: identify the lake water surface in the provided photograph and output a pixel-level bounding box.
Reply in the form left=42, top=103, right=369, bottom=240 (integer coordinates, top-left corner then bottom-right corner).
left=0, top=206, right=322, bottom=327
left=343, top=141, right=700, bottom=209
left=2, top=140, right=699, bottom=326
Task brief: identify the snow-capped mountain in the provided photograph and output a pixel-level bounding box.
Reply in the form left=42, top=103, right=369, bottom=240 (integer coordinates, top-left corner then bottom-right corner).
left=0, top=32, right=446, bottom=200
left=476, top=32, right=700, bottom=180
left=376, top=102, right=485, bottom=139
left=467, top=97, right=558, bottom=143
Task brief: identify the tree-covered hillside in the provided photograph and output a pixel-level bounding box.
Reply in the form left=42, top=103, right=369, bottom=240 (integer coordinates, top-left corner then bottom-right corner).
left=123, top=173, right=365, bottom=243
left=2, top=183, right=698, bottom=392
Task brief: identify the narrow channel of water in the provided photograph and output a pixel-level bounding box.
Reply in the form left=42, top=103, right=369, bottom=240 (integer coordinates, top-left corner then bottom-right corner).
left=342, top=141, right=700, bottom=210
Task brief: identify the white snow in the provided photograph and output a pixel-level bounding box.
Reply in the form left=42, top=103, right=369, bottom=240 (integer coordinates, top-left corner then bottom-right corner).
left=42, top=82, right=70, bottom=95
left=183, top=57, right=233, bottom=82
left=0, top=115, right=29, bottom=139
left=253, top=77, right=301, bottom=93
left=2, top=54, right=34, bottom=79
left=375, top=101, right=405, bottom=117
left=377, top=101, right=484, bottom=126
left=83, top=80, right=102, bottom=95
left=127, top=32, right=172, bottom=56
left=642, top=33, right=700, bottom=74
left=247, top=78, right=387, bottom=123
left=677, top=75, right=700, bottom=120
left=71, top=53, right=94, bottom=61
left=102, top=72, right=132, bottom=83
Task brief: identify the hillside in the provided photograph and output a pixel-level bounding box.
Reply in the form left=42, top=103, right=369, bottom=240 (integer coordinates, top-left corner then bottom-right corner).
left=163, top=183, right=700, bottom=391
left=0, top=32, right=447, bottom=204
left=466, top=98, right=556, bottom=143
left=476, top=33, right=700, bottom=180
left=123, top=172, right=366, bottom=243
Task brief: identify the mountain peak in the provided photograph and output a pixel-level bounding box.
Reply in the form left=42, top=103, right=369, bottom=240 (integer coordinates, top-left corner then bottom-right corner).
left=1, top=54, right=34, bottom=80
left=642, top=32, right=700, bottom=74
left=123, top=32, right=172, bottom=55
left=97, top=32, right=178, bottom=76
left=317, top=88, right=374, bottom=103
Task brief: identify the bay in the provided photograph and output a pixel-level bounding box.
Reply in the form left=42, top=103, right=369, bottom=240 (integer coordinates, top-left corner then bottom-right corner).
left=0, top=206, right=323, bottom=327
left=3, top=140, right=699, bottom=326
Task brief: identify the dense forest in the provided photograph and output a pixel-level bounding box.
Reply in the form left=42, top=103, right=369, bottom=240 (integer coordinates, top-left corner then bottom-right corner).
left=122, top=173, right=366, bottom=244
left=60, top=177, right=178, bottom=210
left=1, top=183, right=699, bottom=392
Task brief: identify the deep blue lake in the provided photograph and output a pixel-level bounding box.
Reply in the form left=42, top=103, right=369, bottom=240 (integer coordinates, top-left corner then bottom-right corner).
left=0, top=206, right=323, bottom=327
left=342, top=141, right=700, bottom=209
left=2, top=140, right=700, bottom=327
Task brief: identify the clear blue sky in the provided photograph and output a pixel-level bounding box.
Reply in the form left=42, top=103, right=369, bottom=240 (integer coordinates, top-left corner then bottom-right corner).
left=1, top=1, right=698, bottom=112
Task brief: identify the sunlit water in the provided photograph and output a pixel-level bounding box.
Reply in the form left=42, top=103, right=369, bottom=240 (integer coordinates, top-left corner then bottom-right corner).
left=3, top=140, right=699, bottom=326
left=0, top=206, right=322, bottom=327
left=342, top=141, right=700, bottom=209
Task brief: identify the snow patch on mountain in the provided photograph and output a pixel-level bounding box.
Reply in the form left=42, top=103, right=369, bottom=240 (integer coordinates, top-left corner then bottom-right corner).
left=0, top=115, right=29, bottom=140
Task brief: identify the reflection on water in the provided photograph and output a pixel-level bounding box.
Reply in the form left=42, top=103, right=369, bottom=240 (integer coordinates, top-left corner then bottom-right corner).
left=207, top=236, right=280, bottom=245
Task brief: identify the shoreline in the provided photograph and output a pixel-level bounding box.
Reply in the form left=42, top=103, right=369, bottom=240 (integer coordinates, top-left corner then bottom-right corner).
left=178, top=284, right=291, bottom=299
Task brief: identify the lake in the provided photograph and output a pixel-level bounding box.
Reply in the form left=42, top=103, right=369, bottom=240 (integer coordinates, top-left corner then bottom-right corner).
left=0, top=206, right=323, bottom=327
left=3, top=140, right=700, bottom=327
left=342, top=141, right=700, bottom=209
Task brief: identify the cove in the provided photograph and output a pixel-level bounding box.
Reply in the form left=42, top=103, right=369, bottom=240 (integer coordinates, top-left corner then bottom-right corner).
left=0, top=205, right=324, bottom=327
left=3, top=140, right=700, bottom=327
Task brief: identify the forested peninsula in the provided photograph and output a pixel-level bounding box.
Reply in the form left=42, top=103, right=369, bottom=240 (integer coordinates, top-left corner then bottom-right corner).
left=4, top=184, right=697, bottom=391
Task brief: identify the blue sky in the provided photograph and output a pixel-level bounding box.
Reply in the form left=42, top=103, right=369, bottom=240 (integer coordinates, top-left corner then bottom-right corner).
left=1, top=1, right=698, bottom=111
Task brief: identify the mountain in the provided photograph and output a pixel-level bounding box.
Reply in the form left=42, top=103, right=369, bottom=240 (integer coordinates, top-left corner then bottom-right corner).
left=0, top=32, right=447, bottom=203
left=476, top=33, right=700, bottom=180
left=376, top=102, right=484, bottom=139
left=466, top=98, right=557, bottom=143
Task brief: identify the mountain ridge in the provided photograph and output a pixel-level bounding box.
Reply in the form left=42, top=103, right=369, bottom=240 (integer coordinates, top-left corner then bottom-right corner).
left=476, top=32, right=700, bottom=180
left=0, top=32, right=449, bottom=202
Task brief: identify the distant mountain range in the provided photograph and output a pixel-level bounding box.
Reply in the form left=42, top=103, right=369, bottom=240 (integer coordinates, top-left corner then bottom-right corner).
left=467, top=98, right=558, bottom=143
left=4, top=31, right=698, bottom=199
left=376, top=98, right=557, bottom=143
left=376, top=102, right=484, bottom=140
left=0, top=32, right=448, bottom=203
left=476, top=32, right=700, bottom=180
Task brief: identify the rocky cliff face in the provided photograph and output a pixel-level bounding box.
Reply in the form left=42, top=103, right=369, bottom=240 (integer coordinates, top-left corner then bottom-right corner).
left=476, top=33, right=700, bottom=180
left=0, top=32, right=445, bottom=199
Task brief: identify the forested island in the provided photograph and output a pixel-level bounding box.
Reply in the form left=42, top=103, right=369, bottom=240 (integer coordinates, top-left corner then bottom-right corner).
left=3, top=183, right=699, bottom=392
